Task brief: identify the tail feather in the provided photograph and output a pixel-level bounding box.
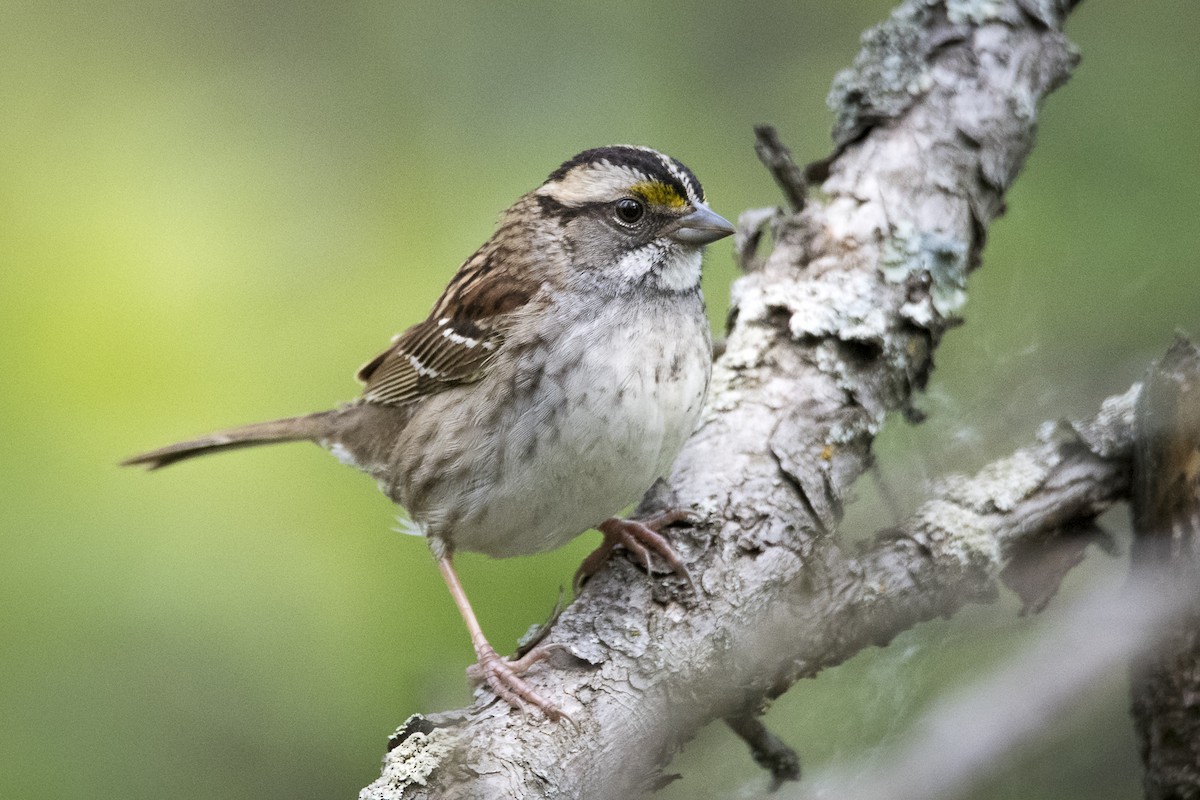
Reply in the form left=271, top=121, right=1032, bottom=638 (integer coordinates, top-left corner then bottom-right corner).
left=121, top=411, right=339, bottom=470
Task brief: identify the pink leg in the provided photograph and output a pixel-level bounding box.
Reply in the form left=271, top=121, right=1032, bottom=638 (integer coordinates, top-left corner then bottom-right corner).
left=575, top=510, right=697, bottom=591
left=436, top=554, right=564, bottom=721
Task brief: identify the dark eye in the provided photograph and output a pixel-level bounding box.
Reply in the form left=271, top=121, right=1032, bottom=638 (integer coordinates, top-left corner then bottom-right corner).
left=614, top=198, right=645, bottom=224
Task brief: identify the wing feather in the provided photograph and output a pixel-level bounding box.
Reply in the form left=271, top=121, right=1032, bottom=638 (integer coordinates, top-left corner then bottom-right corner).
left=357, top=316, right=503, bottom=406
left=356, top=240, right=539, bottom=407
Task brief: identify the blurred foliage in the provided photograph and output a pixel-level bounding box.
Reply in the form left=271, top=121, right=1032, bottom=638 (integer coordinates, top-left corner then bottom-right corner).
left=2, top=1, right=1197, bottom=798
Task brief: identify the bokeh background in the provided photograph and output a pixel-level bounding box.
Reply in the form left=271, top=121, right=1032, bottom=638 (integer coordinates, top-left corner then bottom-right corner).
left=3, top=1, right=1198, bottom=798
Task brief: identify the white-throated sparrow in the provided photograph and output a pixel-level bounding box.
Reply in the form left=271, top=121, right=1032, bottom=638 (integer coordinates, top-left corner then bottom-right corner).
left=124, top=145, right=734, bottom=719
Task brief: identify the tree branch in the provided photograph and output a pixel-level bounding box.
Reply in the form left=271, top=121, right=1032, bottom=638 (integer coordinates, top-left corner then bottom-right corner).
left=360, top=2, right=1088, bottom=797
left=789, top=568, right=1198, bottom=800
left=763, top=342, right=1200, bottom=800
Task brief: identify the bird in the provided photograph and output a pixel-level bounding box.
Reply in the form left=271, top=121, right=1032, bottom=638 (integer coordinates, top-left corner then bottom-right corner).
left=122, top=145, right=735, bottom=720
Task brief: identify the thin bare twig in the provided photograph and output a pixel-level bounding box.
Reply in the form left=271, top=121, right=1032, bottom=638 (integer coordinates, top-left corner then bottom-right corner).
left=753, top=124, right=807, bottom=212
left=726, top=713, right=802, bottom=791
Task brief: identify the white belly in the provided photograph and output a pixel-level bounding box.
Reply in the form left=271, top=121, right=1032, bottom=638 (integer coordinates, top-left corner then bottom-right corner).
left=416, top=298, right=711, bottom=557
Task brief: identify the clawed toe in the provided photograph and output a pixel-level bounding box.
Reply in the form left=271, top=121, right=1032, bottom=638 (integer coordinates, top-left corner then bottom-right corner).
left=575, top=512, right=697, bottom=591
left=574, top=538, right=617, bottom=592
left=642, top=508, right=701, bottom=529
left=467, top=644, right=565, bottom=721
left=437, top=553, right=566, bottom=721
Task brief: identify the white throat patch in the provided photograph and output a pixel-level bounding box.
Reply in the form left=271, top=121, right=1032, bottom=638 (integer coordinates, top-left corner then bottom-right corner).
left=613, top=243, right=702, bottom=292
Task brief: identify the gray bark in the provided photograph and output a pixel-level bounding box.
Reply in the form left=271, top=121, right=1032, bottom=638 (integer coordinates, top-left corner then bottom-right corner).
left=360, top=1, right=1093, bottom=797
left=794, top=566, right=1198, bottom=800
left=1130, top=339, right=1200, bottom=800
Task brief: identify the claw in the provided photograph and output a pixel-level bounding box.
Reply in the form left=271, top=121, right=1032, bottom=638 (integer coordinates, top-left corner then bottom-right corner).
left=575, top=510, right=697, bottom=592
left=574, top=538, right=617, bottom=593
left=435, top=551, right=568, bottom=722
left=467, top=643, right=566, bottom=721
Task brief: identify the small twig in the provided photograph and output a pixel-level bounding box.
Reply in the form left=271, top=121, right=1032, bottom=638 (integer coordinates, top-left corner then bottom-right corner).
left=753, top=124, right=808, bottom=212
left=725, top=714, right=802, bottom=791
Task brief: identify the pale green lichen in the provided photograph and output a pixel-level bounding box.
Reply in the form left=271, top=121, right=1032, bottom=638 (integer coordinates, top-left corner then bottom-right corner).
left=919, top=499, right=1002, bottom=570
left=881, top=223, right=969, bottom=322
left=829, top=414, right=879, bottom=445
left=718, top=317, right=774, bottom=372
left=734, top=270, right=889, bottom=346
left=946, top=0, right=1007, bottom=25
left=703, top=321, right=773, bottom=419
left=941, top=448, right=1049, bottom=514
left=827, top=1, right=936, bottom=146
left=359, top=729, right=455, bottom=800
left=1068, top=383, right=1141, bottom=459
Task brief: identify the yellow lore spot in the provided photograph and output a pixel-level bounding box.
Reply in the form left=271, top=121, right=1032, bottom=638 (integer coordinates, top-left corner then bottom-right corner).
left=631, top=181, right=687, bottom=209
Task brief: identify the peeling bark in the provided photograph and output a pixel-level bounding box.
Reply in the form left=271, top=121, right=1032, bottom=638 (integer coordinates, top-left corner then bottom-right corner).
left=359, top=2, right=1096, bottom=798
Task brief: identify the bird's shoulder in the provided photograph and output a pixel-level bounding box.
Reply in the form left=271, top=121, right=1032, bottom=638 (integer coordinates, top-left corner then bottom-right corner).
left=356, top=211, right=553, bottom=407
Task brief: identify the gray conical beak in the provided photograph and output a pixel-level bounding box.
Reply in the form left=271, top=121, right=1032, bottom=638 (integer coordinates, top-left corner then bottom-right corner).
left=669, top=204, right=736, bottom=245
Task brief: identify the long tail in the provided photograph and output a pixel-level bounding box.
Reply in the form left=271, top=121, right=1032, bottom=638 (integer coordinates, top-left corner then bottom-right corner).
left=121, top=410, right=341, bottom=470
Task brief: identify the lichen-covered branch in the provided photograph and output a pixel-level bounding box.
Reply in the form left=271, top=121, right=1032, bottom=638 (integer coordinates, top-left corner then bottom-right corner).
left=792, top=567, right=1197, bottom=800
left=773, top=344, right=1200, bottom=800
left=360, top=2, right=1088, bottom=798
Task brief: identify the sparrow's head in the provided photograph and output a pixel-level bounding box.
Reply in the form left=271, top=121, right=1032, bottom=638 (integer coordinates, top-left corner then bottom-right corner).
left=532, top=145, right=734, bottom=293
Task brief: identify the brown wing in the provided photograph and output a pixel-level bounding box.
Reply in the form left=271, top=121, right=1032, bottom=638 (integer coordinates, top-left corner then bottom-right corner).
left=357, top=245, right=538, bottom=407
left=357, top=315, right=504, bottom=406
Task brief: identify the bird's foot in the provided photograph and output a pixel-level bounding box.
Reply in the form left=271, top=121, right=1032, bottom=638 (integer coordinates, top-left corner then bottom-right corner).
left=575, top=510, right=697, bottom=591
left=466, top=642, right=565, bottom=721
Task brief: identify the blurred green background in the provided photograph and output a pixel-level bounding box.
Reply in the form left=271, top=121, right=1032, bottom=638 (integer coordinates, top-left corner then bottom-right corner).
left=3, top=1, right=1197, bottom=798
